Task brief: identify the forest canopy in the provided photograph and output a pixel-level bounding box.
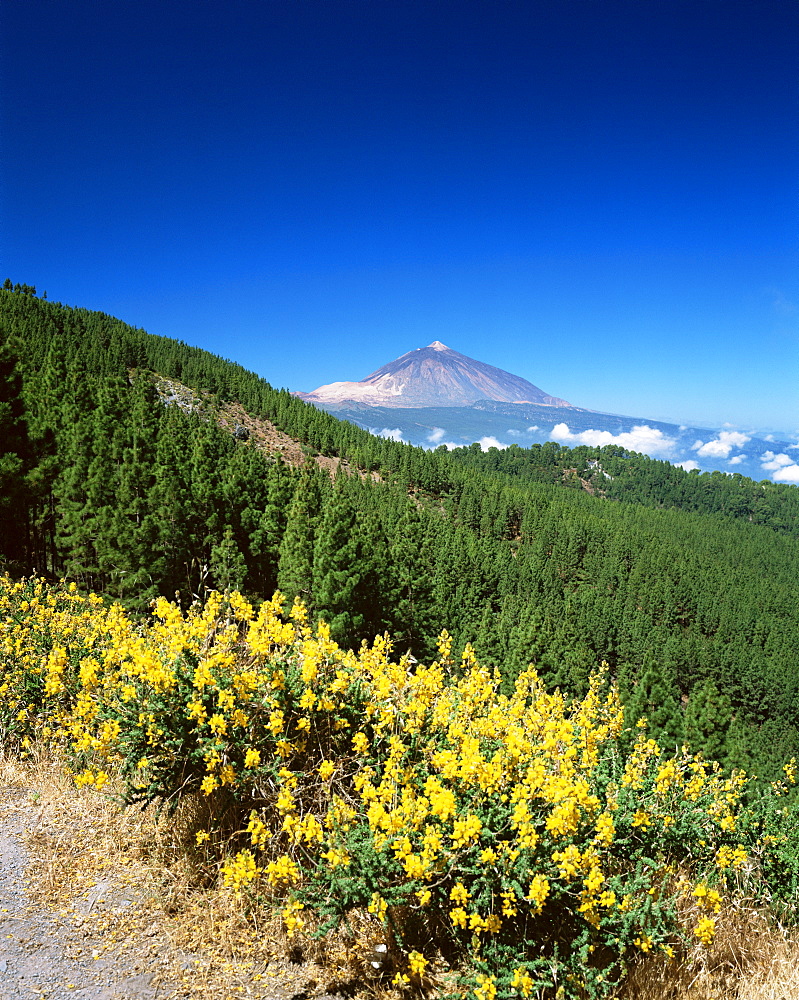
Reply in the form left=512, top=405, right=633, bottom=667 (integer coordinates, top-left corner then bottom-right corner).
left=1, top=284, right=798, bottom=785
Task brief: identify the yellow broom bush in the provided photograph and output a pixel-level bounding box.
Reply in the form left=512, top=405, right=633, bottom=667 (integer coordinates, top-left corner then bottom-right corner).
left=1, top=575, right=798, bottom=999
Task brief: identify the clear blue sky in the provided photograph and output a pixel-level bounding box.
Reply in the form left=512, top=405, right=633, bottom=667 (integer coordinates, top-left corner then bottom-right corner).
left=2, top=0, right=797, bottom=436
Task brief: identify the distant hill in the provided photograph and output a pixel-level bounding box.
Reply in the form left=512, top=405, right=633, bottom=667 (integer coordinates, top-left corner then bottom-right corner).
left=297, top=344, right=797, bottom=483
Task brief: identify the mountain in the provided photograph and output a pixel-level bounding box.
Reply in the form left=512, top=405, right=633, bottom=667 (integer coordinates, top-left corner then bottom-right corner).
left=296, top=341, right=572, bottom=409
left=297, top=344, right=798, bottom=483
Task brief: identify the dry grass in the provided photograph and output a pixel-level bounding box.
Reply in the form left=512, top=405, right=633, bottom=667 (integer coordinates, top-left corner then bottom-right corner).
left=3, top=750, right=799, bottom=1000
left=0, top=751, right=369, bottom=998
left=619, top=897, right=799, bottom=1000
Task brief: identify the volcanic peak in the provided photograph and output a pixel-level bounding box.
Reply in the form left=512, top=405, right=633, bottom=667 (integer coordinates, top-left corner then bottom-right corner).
left=297, top=342, right=571, bottom=410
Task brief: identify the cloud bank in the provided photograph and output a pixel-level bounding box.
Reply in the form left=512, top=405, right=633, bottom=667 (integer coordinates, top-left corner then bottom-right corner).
left=760, top=451, right=799, bottom=483
left=761, top=450, right=794, bottom=471
left=773, top=465, right=799, bottom=484
left=691, top=430, right=750, bottom=458
left=550, top=423, right=678, bottom=459
left=478, top=436, right=508, bottom=451
left=375, top=427, right=406, bottom=442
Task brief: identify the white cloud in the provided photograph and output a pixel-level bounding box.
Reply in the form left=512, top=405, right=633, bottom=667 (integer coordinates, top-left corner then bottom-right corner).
left=677, top=460, right=700, bottom=472
left=527, top=425, right=540, bottom=432
left=551, top=423, right=678, bottom=459
left=773, top=464, right=799, bottom=484
left=376, top=427, right=406, bottom=442
left=691, top=430, right=750, bottom=458
left=426, top=427, right=446, bottom=444
left=760, top=451, right=794, bottom=471
left=728, top=454, right=747, bottom=465
left=478, top=436, right=508, bottom=451
left=421, top=438, right=463, bottom=451
left=507, top=425, right=539, bottom=438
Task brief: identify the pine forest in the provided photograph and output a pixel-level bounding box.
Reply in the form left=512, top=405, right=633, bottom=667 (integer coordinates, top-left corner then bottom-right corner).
left=2, top=283, right=799, bottom=998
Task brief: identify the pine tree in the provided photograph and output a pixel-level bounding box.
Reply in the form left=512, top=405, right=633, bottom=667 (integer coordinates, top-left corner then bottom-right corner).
left=110, top=375, right=162, bottom=604
left=277, top=469, right=320, bottom=605
left=313, top=480, right=369, bottom=646
left=684, top=679, right=731, bottom=765
left=209, top=525, right=248, bottom=593
left=0, top=335, right=34, bottom=568
left=624, top=655, right=684, bottom=752
left=389, top=501, right=436, bottom=657
left=241, top=455, right=294, bottom=597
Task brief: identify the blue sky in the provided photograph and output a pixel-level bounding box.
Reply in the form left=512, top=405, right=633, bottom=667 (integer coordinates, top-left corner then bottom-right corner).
left=2, top=0, right=797, bottom=439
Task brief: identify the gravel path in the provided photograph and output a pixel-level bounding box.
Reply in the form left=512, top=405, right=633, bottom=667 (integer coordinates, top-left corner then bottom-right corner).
left=0, top=785, right=171, bottom=1000
left=0, top=782, right=356, bottom=1000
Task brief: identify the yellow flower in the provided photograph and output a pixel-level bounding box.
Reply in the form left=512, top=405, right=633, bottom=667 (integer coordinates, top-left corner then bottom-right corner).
left=694, top=917, right=716, bottom=946
left=594, top=812, right=615, bottom=845
left=368, top=893, right=388, bottom=920
left=221, top=849, right=260, bottom=891
left=318, top=760, right=335, bottom=781
left=282, top=899, right=305, bottom=938
left=451, top=813, right=482, bottom=848
left=408, top=951, right=426, bottom=977
left=264, top=855, right=301, bottom=885
left=474, top=973, right=497, bottom=1000
left=526, top=874, right=550, bottom=912
left=501, top=890, right=518, bottom=916
left=450, top=882, right=470, bottom=905
left=511, top=967, right=533, bottom=998
left=200, top=775, right=218, bottom=795
left=207, top=713, right=227, bottom=736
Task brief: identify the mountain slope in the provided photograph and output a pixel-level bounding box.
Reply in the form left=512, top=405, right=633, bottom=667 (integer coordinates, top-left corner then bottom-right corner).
left=297, top=343, right=798, bottom=483
left=297, top=341, right=572, bottom=408
left=4, top=286, right=799, bottom=787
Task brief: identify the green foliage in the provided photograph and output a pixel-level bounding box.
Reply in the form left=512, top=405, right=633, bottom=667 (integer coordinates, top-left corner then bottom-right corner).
left=4, top=577, right=799, bottom=999
left=2, top=288, right=799, bottom=788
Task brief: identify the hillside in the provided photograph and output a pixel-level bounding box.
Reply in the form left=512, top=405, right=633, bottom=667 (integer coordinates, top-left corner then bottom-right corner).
left=2, top=285, right=799, bottom=786
left=293, top=338, right=798, bottom=483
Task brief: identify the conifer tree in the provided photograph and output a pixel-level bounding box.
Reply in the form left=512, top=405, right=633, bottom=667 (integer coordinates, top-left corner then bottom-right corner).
left=0, top=334, right=34, bottom=568
left=684, top=679, right=731, bottom=765
left=624, top=656, right=684, bottom=752
left=313, top=479, right=370, bottom=646
left=277, top=468, right=320, bottom=605
left=241, top=455, right=294, bottom=596
left=389, top=501, right=436, bottom=657
left=209, top=525, right=248, bottom=593
left=110, top=375, right=162, bottom=603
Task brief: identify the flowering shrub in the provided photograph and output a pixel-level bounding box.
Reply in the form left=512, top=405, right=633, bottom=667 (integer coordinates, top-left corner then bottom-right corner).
left=1, top=575, right=796, bottom=999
